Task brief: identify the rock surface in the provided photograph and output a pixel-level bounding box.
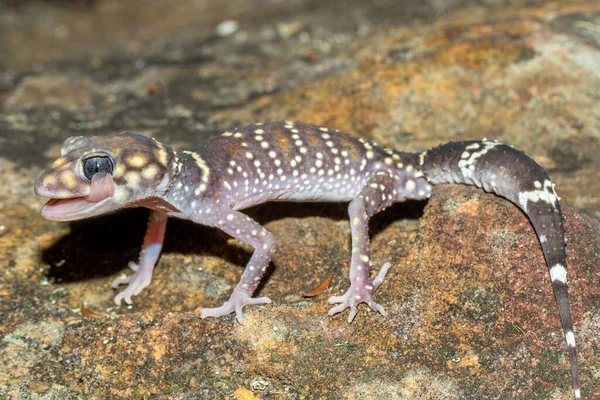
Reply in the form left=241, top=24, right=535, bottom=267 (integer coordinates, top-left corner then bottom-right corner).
left=0, top=0, right=599, bottom=398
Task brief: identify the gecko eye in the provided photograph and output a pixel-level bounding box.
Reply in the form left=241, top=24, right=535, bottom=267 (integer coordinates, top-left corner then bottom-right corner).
left=82, top=156, right=114, bottom=181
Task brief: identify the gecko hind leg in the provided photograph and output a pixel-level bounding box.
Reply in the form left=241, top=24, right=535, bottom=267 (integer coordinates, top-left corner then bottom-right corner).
left=328, top=172, right=397, bottom=323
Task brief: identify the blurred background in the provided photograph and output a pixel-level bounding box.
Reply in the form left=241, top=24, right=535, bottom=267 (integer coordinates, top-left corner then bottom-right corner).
left=1, top=0, right=598, bottom=219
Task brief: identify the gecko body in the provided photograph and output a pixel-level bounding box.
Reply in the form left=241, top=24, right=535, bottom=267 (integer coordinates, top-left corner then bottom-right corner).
left=35, top=121, right=581, bottom=398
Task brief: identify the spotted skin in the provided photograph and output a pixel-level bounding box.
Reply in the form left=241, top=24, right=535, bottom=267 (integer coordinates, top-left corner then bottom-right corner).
left=35, top=121, right=581, bottom=399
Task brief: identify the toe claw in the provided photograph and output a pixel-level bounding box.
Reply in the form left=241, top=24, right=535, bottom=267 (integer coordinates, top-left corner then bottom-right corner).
left=348, top=306, right=358, bottom=323
left=235, top=305, right=244, bottom=324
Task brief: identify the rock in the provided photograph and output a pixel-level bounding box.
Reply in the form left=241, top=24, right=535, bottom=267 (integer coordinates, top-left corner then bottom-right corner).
left=0, top=0, right=598, bottom=398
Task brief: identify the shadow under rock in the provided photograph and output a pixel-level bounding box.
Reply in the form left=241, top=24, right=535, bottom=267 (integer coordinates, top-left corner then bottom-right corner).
left=42, top=200, right=426, bottom=283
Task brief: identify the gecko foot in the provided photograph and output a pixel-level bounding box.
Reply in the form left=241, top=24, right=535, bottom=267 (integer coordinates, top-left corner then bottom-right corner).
left=112, top=261, right=153, bottom=305
left=328, top=262, right=391, bottom=323
left=201, top=289, right=272, bottom=324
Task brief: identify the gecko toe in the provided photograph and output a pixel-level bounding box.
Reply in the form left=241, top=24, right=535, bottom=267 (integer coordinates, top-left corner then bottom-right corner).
left=112, top=265, right=152, bottom=305
left=372, top=262, right=391, bottom=289
left=347, top=306, right=358, bottom=323
left=111, top=276, right=131, bottom=289
left=127, top=261, right=140, bottom=272
left=328, top=303, right=347, bottom=316
left=111, top=262, right=142, bottom=288
left=235, top=305, right=244, bottom=324
left=327, top=295, right=345, bottom=304
left=201, top=291, right=271, bottom=323
left=246, top=296, right=272, bottom=305
left=367, top=301, right=386, bottom=316
left=327, top=265, right=389, bottom=322
left=113, top=291, right=129, bottom=306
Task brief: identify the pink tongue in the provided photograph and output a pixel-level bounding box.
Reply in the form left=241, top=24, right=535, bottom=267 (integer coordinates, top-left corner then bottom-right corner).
left=86, top=172, right=115, bottom=202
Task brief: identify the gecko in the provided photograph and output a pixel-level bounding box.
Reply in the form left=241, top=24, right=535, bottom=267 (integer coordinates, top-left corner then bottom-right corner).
left=34, top=121, right=581, bottom=399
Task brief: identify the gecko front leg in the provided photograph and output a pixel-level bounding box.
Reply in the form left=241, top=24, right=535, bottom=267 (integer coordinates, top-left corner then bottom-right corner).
left=112, top=210, right=168, bottom=305
left=200, top=208, right=274, bottom=323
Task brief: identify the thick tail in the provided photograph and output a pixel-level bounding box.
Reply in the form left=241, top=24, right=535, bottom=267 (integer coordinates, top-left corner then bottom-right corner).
left=419, top=140, right=581, bottom=399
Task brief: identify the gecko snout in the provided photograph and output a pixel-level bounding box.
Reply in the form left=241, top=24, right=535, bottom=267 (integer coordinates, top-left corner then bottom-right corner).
left=34, top=172, right=61, bottom=197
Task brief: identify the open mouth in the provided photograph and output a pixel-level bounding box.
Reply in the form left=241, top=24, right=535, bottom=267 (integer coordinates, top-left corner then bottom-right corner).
left=41, top=196, right=109, bottom=221
left=39, top=171, right=116, bottom=221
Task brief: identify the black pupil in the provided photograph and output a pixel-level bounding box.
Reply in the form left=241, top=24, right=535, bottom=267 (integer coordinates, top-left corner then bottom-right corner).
left=83, top=157, right=113, bottom=180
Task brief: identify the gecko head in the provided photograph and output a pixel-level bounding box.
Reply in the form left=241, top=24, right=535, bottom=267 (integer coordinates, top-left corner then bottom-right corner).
left=35, top=133, right=172, bottom=221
